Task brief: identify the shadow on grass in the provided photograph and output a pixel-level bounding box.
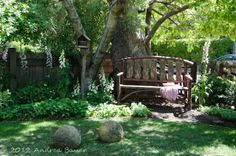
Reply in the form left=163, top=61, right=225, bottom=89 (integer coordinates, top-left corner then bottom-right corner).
left=0, top=118, right=236, bottom=156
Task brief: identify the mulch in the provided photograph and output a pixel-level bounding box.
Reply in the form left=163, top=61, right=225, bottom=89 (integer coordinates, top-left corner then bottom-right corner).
left=147, top=103, right=236, bottom=129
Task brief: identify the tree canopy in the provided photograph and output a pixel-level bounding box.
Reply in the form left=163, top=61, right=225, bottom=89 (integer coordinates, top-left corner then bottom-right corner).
left=0, top=0, right=235, bottom=52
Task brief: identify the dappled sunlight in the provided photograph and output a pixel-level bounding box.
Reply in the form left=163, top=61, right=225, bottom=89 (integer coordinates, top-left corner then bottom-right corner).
left=20, top=121, right=59, bottom=134
left=0, top=118, right=236, bottom=155
left=201, top=145, right=236, bottom=156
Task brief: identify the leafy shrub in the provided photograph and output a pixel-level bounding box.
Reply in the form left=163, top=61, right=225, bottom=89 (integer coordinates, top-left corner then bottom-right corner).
left=86, top=90, right=115, bottom=106
left=131, top=102, right=151, bottom=118
left=85, top=74, right=115, bottom=105
left=86, top=104, right=132, bottom=118
left=193, top=73, right=236, bottom=107
left=0, top=90, right=13, bottom=110
left=207, top=75, right=236, bottom=106
left=192, top=73, right=212, bottom=106
left=13, top=84, right=56, bottom=104
left=0, top=98, right=89, bottom=120
left=200, top=106, right=236, bottom=121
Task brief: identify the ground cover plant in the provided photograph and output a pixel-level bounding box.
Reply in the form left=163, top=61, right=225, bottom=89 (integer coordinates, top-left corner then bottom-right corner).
left=86, top=102, right=150, bottom=118
left=0, top=118, right=235, bottom=156
left=200, top=106, right=236, bottom=121
left=86, top=104, right=132, bottom=118
left=0, top=90, right=13, bottom=110
left=13, top=84, right=57, bottom=105
left=0, top=98, right=89, bottom=120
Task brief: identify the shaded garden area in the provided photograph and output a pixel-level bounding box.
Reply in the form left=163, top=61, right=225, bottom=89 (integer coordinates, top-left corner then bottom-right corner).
left=0, top=0, right=236, bottom=155
left=1, top=118, right=236, bottom=156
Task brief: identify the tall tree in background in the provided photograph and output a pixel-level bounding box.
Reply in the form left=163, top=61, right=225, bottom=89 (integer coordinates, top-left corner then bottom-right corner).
left=61, top=0, right=196, bottom=88
left=1, top=0, right=235, bottom=89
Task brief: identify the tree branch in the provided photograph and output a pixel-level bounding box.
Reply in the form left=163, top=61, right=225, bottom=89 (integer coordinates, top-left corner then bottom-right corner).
left=145, top=4, right=190, bottom=44
left=149, top=0, right=173, bottom=6
left=152, top=8, right=178, bottom=25
left=61, top=0, right=85, bottom=37
left=145, top=7, right=152, bottom=36
left=88, top=0, right=127, bottom=80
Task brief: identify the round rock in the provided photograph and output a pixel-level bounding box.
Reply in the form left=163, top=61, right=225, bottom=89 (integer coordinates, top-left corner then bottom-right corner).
left=52, top=125, right=81, bottom=150
left=98, top=120, right=124, bottom=143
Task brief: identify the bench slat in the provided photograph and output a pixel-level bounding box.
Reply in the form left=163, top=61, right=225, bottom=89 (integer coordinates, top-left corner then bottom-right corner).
left=168, top=60, right=174, bottom=81
left=120, top=84, right=188, bottom=90
left=126, top=60, right=134, bottom=79
left=176, top=61, right=182, bottom=81
left=124, top=78, right=184, bottom=83
left=150, top=60, right=157, bottom=80
left=134, top=60, right=142, bottom=79
left=142, top=59, right=149, bottom=80
left=160, top=59, right=166, bottom=81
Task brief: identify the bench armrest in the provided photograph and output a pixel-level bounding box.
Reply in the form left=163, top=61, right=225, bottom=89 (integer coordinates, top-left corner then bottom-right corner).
left=117, top=72, right=124, bottom=77
left=117, top=72, right=124, bottom=86
left=184, top=74, right=193, bottom=81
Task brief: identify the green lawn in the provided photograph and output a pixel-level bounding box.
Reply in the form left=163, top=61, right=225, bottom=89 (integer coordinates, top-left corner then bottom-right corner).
left=0, top=118, right=235, bottom=156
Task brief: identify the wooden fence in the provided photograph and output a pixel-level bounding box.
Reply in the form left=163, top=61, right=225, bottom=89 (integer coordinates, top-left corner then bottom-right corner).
left=0, top=48, right=113, bottom=91
left=1, top=48, right=60, bottom=91
left=208, top=61, right=236, bottom=76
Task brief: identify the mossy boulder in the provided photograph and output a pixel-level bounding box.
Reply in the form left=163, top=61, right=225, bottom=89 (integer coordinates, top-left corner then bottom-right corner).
left=52, top=125, right=81, bottom=150
left=98, top=120, right=124, bottom=143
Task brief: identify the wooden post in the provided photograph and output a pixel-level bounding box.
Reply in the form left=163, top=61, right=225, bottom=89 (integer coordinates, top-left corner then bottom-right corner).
left=9, top=48, right=17, bottom=91
left=191, top=62, right=197, bottom=83
left=80, top=49, right=88, bottom=99
left=117, top=75, right=121, bottom=104
left=219, top=63, right=224, bottom=76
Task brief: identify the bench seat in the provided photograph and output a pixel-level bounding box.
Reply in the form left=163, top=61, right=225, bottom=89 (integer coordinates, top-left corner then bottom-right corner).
left=120, top=84, right=188, bottom=90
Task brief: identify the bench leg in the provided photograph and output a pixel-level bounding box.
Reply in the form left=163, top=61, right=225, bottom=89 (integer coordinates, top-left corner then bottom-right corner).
left=187, top=89, right=192, bottom=110
left=117, top=87, right=122, bottom=104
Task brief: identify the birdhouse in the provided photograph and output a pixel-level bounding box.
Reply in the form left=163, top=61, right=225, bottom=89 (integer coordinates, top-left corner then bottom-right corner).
left=77, top=34, right=90, bottom=49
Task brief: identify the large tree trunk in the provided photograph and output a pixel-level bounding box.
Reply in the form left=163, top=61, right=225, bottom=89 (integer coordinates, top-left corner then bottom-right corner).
left=111, top=3, right=191, bottom=76
left=61, top=0, right=127, bottom=91
left=111, top=21, right=150, bottom=75
left=61, top=0, right=191, bottom=92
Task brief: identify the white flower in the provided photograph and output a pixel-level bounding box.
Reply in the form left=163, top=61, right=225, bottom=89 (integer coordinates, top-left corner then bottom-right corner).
left=19, top=52, right=28, bottom=69
left=202, top=40, right=211, bottom=65
left=2, top=42, right=9, bottom=62
left=45, top=47, right=53, bottom=68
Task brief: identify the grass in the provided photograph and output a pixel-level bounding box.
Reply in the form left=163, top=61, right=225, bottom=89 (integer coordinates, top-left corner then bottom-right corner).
left=0, top=118, right=236, bottom=156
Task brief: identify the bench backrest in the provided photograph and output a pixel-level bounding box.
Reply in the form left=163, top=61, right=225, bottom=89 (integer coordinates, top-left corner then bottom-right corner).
left=120, top=56, right=196, bottom=85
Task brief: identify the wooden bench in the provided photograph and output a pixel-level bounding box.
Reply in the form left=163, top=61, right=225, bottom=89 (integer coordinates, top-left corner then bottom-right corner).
left=116, top=56, right=196, bottom=110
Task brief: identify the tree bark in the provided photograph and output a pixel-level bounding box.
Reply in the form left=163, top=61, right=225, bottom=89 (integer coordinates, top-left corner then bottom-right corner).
left=61, top=0, right=85, bottom=37
left=111, top=22, right=149, bottom=75
left=88, top=0, right=128, bottom=81
left=61, top=0, right=192, bottom=91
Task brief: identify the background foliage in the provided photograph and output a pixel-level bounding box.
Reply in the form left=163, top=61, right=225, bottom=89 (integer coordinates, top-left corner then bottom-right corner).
left=152, top=37, right=234, bottom=63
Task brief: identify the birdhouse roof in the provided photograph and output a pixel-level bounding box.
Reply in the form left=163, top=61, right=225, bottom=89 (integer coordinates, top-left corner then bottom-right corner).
left=78, top=34, right=91, bottom=41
